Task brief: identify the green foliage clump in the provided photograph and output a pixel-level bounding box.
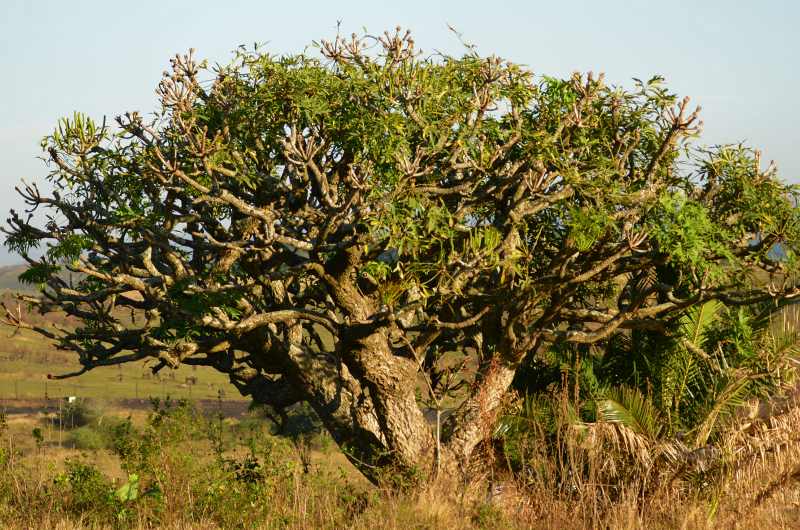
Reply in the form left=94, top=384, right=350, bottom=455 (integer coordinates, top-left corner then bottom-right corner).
left=68, top=416, right=131, bottom=451
left=69, top=426, right=108, bottom=451
left=53, top=399, right=98, bottom=429
left=54, top=460, right=117, bottom=519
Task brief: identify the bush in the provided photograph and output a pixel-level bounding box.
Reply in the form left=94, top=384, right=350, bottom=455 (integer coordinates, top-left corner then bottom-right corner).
left=69, top=426, right=109, bottom=451
left=62, top=411, right=132, bottom=451
left=53, top=399, right=98, bottom=429
left=54, top=459, right=116, bottom=519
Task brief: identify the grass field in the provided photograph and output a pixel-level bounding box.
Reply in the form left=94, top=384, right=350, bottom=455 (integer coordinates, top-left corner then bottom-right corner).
left=0, top=327, right=244, bottom=403
left=0, top=288, right=246, bottom=403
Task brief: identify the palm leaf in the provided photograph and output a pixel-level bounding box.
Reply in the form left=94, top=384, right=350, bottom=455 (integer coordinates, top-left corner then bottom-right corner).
left=691, top=374, right=752, bottom=448
left=596, top=385, right=663, bottom=440
left=660, top=345, right=703, bottom=422
left=628, top=268, right=659, bottom=299
left=678, top=299, right=723, bottom=349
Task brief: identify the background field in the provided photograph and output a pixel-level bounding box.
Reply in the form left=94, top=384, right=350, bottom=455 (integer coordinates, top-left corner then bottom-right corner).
left=0, top=333, right=242, bottom=403
left=0, top=278, right=247, bottom=404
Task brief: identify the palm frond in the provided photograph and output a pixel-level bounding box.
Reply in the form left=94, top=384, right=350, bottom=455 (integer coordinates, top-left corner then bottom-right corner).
left=660, top=345, right=703, bottom=422
left=678, top=299, right=723, bottom=349
left=691, top=374, right=752, bottom=448
left=763, top=328, right=800, bottom=365
left=629, top=268, right=659, bottom=299
left=595, top=385, right=663, bottom=440
left=582, top=421, right=655, bottom=472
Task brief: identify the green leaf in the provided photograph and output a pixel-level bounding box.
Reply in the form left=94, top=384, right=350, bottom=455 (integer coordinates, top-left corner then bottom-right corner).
left=18, top=263, right=61, bottom=285
left=596, top=386, right=663, bottom=440
left=115, top=473, right=139, bottom=503
left=679, top=300, right=723, bottom=349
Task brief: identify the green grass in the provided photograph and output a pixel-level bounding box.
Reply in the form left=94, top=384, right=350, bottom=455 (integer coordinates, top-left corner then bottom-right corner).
left=0, top=364, right=238, bottom=401
left=0, top=324, right=245, bottom=402
left=0, top=281, right=246, bottom=402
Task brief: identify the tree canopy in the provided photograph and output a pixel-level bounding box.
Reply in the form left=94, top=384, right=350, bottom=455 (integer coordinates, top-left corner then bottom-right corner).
left=4, top=29, right=799, bottom=481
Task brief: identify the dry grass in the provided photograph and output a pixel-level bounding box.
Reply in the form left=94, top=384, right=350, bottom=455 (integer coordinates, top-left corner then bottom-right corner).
left=3, top=449, right=800, bottom=529
left=2, top=407, right=800, bottom=527
left=3, top=396, right=800, bottom=529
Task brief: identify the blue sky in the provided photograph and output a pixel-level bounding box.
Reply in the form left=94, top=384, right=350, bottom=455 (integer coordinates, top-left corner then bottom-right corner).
left=0, top=0, right=797, bottom=263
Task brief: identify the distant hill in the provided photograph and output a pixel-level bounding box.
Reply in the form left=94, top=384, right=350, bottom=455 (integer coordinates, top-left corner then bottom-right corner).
left=0, top=264, right=33, bottom=293
left=0, top=264, right=85, bottom=293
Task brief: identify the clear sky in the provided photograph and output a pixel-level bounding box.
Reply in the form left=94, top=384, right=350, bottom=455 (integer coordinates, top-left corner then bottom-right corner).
left=0, top=0, right=797, bottom=264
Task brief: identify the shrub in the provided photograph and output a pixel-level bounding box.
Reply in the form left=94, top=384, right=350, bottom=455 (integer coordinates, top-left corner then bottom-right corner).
left=69, top=425, right=109, bottom=451
left=54, top=459, right=116, bottom=519
left=53, top=399, right=98, bottom=429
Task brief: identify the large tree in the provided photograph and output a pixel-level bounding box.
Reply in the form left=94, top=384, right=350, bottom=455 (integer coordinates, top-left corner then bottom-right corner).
left=4, top=30, right=799, bottom=482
